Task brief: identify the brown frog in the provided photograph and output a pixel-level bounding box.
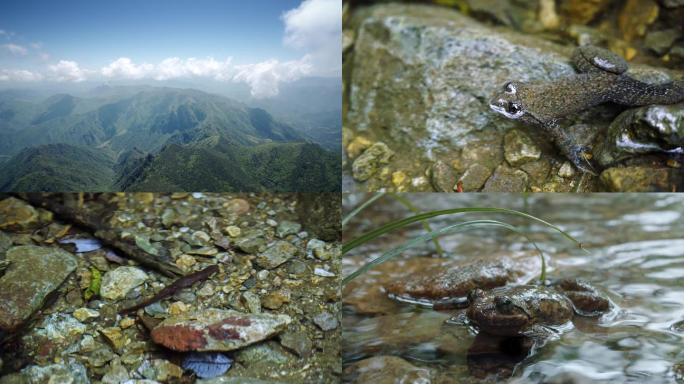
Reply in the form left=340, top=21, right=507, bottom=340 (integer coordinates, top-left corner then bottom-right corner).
left=466, top=279, right=611, bottom=338
left=490, top=46, right=684, bottom=174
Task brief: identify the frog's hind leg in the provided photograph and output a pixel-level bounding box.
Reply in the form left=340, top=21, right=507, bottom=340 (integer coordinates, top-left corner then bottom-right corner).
left=554, top=278, right=611, bottom=317
left=609, top=76, right=684, bottom=106
left=542, top=121, right=598, bottom=175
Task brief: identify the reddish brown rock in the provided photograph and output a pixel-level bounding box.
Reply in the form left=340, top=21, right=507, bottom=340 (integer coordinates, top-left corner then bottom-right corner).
left=151, top=309, right=291, bottom=352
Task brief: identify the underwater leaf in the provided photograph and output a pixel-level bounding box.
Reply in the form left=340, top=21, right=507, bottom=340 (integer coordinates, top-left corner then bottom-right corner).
left=182, top=352, right=233, bottom=379
left=58, top=237, right=102, bottom=253
left=84, top=267, right=101, bottom=301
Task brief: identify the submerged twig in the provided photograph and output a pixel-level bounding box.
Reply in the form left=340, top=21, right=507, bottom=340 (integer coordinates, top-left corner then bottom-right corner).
left=16, top=193, right=183, bottom=277
left=119, top=264, right=219, bottom=314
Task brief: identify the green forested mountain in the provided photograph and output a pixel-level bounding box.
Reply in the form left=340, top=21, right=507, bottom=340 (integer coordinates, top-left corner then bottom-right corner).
left=0, top=86, right=340, bottom=192
left=0, top=144, right=115, bottom=191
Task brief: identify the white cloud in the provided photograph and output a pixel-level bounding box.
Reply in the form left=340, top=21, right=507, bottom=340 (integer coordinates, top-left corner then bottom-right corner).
left=234, top=56, right=312, bottom=98
left=30, top=42, right=42, bottom=49
left=154, top=57, right=232, bottom=80
left=282, top=0, right=341, bottom=76
left=101, top=57, right=154, bottom=79
left=48, top=60, right=88, bottom=82
left=0, top=69, right=43, bottom=81
left=2, top=43, right=28, bottom=56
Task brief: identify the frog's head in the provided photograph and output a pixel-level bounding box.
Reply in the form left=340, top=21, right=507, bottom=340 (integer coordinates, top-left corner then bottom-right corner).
left=467, top=289, right=533, bottom=336
left=489, top=81, right=532, bottom=122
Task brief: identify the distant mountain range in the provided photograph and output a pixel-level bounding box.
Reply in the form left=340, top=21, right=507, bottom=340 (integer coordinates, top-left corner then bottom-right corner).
left=0, top=86, right=340, bottom=192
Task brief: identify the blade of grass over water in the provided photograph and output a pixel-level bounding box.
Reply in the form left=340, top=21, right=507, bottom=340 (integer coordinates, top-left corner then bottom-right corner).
left=388, top=193, right=445, bottom=257
left=342, top=207, right=584, bottom=254
left=342, top=219, right=547, bottom=285
left=342, top=192, right=385, bottom=228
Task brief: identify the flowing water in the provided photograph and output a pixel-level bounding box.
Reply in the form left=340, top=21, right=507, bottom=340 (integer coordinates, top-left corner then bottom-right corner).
left=342, top=193, right=684, bottom=383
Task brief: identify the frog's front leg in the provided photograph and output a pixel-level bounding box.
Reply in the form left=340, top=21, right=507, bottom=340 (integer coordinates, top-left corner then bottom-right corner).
left=542, top=120, right=598, bottom=175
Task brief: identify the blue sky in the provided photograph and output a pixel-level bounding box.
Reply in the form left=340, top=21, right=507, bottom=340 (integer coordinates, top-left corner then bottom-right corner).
left=0, top=0, right=341, bottom=97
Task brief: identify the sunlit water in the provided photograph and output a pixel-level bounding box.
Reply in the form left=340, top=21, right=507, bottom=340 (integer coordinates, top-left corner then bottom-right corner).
left=342, top=194, right=684, bottom=383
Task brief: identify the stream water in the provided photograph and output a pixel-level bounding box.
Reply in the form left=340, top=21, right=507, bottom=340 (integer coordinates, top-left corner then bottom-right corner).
left=342, top=193, right=684, bottom=383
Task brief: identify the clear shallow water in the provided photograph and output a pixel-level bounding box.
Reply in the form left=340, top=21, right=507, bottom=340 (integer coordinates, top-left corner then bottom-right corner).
left=342, top=193, right=684, bottom=383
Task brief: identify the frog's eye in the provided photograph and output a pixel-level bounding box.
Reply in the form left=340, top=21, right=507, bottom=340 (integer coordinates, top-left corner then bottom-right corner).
left=504, top=82, right=517, bottom=94
left=494, top=296, right=514, bottom=312
left=507, top=102, right=521, bottom=115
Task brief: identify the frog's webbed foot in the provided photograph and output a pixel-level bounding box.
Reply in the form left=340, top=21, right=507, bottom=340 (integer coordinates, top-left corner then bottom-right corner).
left=568, top=145, right=598, bottom=176
left=542, top=121, right=599, bottom=175
left=554, top=278, right=611, bottom=317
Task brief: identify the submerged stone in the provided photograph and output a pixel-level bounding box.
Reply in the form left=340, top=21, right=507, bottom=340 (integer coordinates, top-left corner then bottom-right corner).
left=0, top=245, right=77, bottom=332
left=150, top=308, right=291, bottom=352
left=256, top=241, right=298, bottom=269
left=0, top=197, right=40, bottom=231
left=0, top=362, right=89, bottom=384
left=100, top=266, right=149, bottom=300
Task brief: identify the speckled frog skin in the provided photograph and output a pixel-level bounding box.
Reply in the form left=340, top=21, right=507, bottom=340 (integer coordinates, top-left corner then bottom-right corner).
left=490, top=46, right=684, bottom=173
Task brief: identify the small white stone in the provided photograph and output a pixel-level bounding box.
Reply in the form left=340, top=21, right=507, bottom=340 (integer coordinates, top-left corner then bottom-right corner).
left=314, top=268, right=335, bottom=277
left=558, top=162, right=576, bottom=178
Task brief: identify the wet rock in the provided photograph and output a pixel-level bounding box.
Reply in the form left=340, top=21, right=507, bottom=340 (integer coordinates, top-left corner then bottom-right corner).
left=346, top=3, right=573, bottom=184
left=429, top=160, right=456, bottom=192
left=102, top=359, right=130, bottom=384
left=224, top=225, right=241, bottom=237
left=100, top=266, right=149, bottom=300
left=235, top=233, right=266, bottom=254
left=458, top=163, right=493, bottom=192
left=139, top=359, right=183, bottom=382
left=312, top=311, right=339, bottom=331
left=150, top=308, right=292, bottom=351
left=352, top=142, right=394, bottom=181
left=0, top=197, right=41, bottom=231
left=225, top=198, right=250, bottom=215
left=559, top=0, right=612, bottom=24
left=256, top=241, right=298, bottom=269
left=597, top=103, right=684, bottom=167
left=261, top=291, right=290, bottom=310
left=346, top=135, right=373, bottom=159
left=644, top=29, right=681, bottom=55
left=73, top=307, right=100, bottom=322
left=176, top=254, right=198, bottom=271
left=242, top=291, right=262, bottom=313
left=618, top=0, right=659, bottom=42
left=276, top=221, right=301, bottom=238
left=504, top=129, right=541, bottom=166
left=558, top=162, right=576, bottom=178
left=600, top=166, right=678, bottom=192
left=0, top=231, right=11, bottom=256
left=344, top=356, right=432, bottom=384
left=100, top=326, right=125, bottom=350
left=483, top=164, right=529, bottom=192
left=296, top=192, right=341, bottom=242
left=235, top=341, right=292, bottom=367
left=675, top=361, right=684, bottom=383
left=279, top=331, right=313, bottom=357
left=87, top=345, right=116, bottom=367
left=197, top=378, right=286, bottom=384
left=386, top=258, right=527, bottom=302
left=0, top=245, right=78, bottom=332
left=0, top=362, right=89, bottom=384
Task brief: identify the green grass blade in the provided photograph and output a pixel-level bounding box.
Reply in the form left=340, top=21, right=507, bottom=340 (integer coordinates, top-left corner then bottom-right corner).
left=342, top=219, right=547, bottom=285
left=343, top=207, right=583, bottom=254
left=342, top=192, right=385, bottom=228
left=388, top=193, right=445, bottom=257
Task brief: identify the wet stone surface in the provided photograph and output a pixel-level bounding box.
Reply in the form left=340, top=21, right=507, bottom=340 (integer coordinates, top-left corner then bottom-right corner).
left=0, top=193, right=341, bottom=383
